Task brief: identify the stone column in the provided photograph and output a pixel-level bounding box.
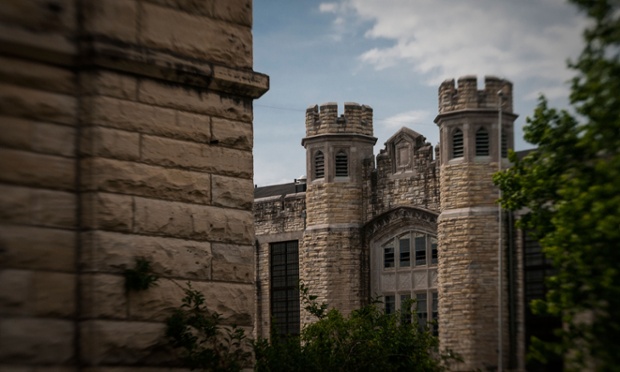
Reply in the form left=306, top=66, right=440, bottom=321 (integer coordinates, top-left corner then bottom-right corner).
left=0, top=1, right=268, bottom=370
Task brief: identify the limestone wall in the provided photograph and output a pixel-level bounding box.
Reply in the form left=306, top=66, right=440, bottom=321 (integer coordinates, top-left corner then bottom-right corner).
left=0, top=0, right=267, bottom=370
left=364, top=135, right=439, bottom=221
left=254, top=192, right=306, bottom=338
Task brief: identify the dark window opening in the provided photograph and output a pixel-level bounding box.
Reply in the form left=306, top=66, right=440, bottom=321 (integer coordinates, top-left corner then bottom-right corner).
left=335, top=151, right=348, bottom=177
left=475, top=127, right=490, bottom=156
left=430, top=236, right=438, bottom=265
left=452, top=129, right=464, bottom=158
left=385, top=295, right=395, bottom=315
left=399, top=237, right=410, bottom=267
left=415, top=234, right=427, bottom=266
left=384, top=245, right=395, bottom=268
left=501, top=132, right=508, bottom=158
left=401, top=294, right=412, bottom=324
left=314, top=151, right=324, bottom=179
left=416, top=293, right=428, bottom=331
left=270, top=241, right=300, bottom=338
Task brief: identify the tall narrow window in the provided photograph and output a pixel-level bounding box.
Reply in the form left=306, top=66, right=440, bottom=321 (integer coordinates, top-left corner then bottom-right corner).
left=385, top=295, right=395, bottom=315
left=501, top=132, right=508, bottom=158
left=414, top=233, right=427, bottom=266
left=335, top=150, right=348, bottom=177
left=399, top=236, right=410, bottom=267
left=384, top=243, right=395, bottom=268
left=475, top=127, right=489, bottom=156
left=401, top=294, right=412, bottom=324
left=416, top=293, right=428, bottom=330
left=270, top=241, right=300, bottom=337
left=430, top=236, right=438, bottom=265
left=452, top=129, right=463, bottom=158
left=314, top=151, right=324, bottom=179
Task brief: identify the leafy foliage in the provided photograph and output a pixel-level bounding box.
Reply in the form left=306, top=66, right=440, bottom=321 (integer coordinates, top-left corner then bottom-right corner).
left=254, top=282, right=456, bottom=372
left=166, top=283, right=252, bottom=371
left=123, top=257, right=159, bottom=291
left=494, top=0, right=620, bottom=369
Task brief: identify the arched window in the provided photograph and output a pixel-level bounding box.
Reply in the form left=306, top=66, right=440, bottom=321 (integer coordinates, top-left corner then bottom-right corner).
left=335, top=150, right=348, bottom=177
left=452, top=129, right=464, bottom=158
left=475, top=127, right=489, bottom=156
left=314, top=151, right=324, bottom=179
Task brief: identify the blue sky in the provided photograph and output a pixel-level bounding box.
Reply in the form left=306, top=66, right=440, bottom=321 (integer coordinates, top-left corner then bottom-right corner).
left=252, top=0, right=586, bottom=186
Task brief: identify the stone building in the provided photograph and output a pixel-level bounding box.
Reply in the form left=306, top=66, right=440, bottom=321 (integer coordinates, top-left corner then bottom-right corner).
left=0, top=0, right=268, bottom=370
left=255, top=76, right=556, bottom=371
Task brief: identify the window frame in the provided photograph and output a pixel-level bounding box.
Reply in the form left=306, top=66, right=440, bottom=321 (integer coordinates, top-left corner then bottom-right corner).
left=314, top=150, right=325, bottom=180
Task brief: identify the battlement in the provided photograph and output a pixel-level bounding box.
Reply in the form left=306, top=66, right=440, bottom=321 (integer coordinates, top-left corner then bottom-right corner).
left=305, top=102, right=374, bottom=137
left=438, top=75, right=513, bottom=114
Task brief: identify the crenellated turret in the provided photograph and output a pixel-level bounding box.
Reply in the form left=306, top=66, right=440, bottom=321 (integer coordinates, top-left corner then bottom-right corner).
left=305, top=102, right=373, bottom=137
left=438, top=75, right=513, bottom=114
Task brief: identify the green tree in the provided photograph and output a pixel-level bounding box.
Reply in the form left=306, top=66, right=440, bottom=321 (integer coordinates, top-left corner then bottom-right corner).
left=253, top=283, right=456, bottom=372
left=494, top=0, right=620, bottom=369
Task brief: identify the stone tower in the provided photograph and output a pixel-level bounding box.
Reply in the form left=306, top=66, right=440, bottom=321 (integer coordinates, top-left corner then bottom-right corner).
left=435, top=76, right=517, bottom=371
left=300, top=103, right=377, bottom=322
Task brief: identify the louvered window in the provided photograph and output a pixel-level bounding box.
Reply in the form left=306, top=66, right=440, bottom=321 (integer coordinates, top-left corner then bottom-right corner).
left=501, top=132, right=508, bottom=158
left=475, top=127, right=489, bottom=156
left=314, top=151, right=324, bottom=179
left=452, top=129, right=464, bottom=158
left=335, top=151, right=348, bottom=177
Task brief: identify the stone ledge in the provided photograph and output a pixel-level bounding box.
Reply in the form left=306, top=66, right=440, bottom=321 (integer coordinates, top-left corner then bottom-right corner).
left=0, top=37, right=269, bottom=99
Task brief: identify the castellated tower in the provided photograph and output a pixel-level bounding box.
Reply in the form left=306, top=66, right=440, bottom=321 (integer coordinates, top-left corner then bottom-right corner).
left=300, top=103, right=377, bottom=323
left=435, top=76, right=517, bottom=371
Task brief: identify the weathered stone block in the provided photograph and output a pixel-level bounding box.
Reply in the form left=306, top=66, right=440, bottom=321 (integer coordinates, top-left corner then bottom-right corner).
left=0, top=270, right=75, bottom=317
left=0, top=84, right=76, bottom=125
left=0, top=149, right=75, bottom=191
left=0, top=318, right=73, bottom=364
left=212, top=175, right=253, bottom=209
left=133, top=197, right=194, bottom=238
left=0, top=184, right=76, bottom=228
left=32, top=271, right=76, bottom=317
left=80, top=126, right=140, bottom=161
left=0, top=225, right=75, bottom=271
left=211, top=117, right=252, bottom=151
left=80, top=158, right=211, bottom=204
left=80, top=320, right=174, bottom=365
left=83, top=0, right=137, bottom=43
left=0, top=56, right=74, bottom=94
left=127, top=278, right=185, bottom=321
left=141, top=3, right=252, bottom=68
left=86, top=96, right=213, bottom=143
left=81, top=230, right=212, bottom=279
left=141, top=135, right=252, bottom=178
left=211, top=243, right=253, bottom=283
left=138, top=79, right=252, bottom=122
left=81, top=192, right=133, bottom=232
left=192, top=281, right=254, bottom=325
left=0, top=116, right=75, bottom=157
left=81, top=71, right=138, bottom=100
left=212, top=0, right=252, bottom=26
left=81, top=273, right=127, bottom=319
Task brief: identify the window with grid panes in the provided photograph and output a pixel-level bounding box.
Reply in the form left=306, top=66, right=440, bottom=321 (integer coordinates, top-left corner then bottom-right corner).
left=399, top=236, right=410, bottom=267
left=270, top=241, right=300, bottom=337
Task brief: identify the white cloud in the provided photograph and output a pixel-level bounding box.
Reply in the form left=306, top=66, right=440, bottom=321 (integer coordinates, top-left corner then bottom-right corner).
left=323, top=0, right=586, bottom=97
left=379, top=110, right=430, bottom=130
left=319, top=3, right=338, bottom=13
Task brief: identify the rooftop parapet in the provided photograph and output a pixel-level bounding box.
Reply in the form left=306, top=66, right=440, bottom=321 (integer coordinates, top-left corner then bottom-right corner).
left=438, top=75, right=513, bottom=115
left=305, top=102, right=374, bottom=137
